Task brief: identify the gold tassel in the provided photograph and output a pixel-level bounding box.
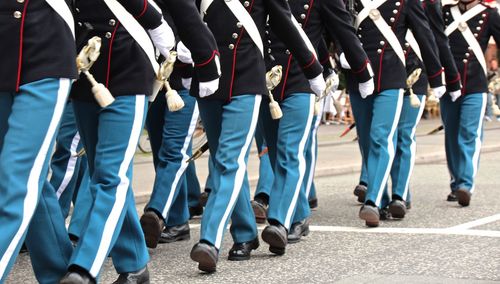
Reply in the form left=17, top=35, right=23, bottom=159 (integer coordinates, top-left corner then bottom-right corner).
left=406, top=68, right=422, bottom=109
left=266, top=66, right=283, bottom=120
left=165, top=82, right=185, bottom=112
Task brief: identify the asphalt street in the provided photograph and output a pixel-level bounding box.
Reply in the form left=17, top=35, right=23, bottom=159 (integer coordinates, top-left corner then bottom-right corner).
left=6, top=119, right=500, bottom=283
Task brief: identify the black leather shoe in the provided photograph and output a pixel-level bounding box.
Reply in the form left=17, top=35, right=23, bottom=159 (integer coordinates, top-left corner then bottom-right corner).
left=379, top=207, right=391, bottom=220
left=308, top=198, right=318, bottom=210
left=189, top=204, right=204, bottom=219
left=353, top=184, right=367, bottom=203
left=140, top=211, right=164, bottom=249
left=190, top=242, right=218, bottom=273
left=159, top=223, right=190, bottom=243
left=199, top=191, right=210, bottom=207
left=112, top=266, right=149, bottom=284
left=388, top=199, right=407, bottom=219
left=228, top=237, right=259, bottom=261
left=359, top=204, right=380, bottom=227
left=447, top=192, right=458, bottom=201
left=59, top=271, right=96, bottom=284
left=251, top=200, right=267, bottom=224
left=288, top=218, right=310, bottom=244
left=456, top=188, right=472, bottom=207
left=261, top=224, right=287, bottom=255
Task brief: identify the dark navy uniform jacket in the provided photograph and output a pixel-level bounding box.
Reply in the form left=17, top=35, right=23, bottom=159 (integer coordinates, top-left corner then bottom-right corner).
left=193, top=0, right=323, bottom=101
left=0, top=0, right=77, bottom=92
left=406, top=0, right=461, bottom=95
left=155, top=0, right=220, bottom=92
left=266, top=0, right=372, bottom=101
left=71, top=0, right=164, bottom=102
left=348, top=0, right=444, bottom=94
left=443, top=2, right=500, bottom=95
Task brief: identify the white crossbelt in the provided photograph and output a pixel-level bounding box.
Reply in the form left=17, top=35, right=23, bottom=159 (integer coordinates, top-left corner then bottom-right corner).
left=445, top=5, right=487, bottom=74
left=103, top=0, right=160, bottom=74
left=405, top=30, right=422, bottom=61
left=290, top=15, right=317, bottom=57
left=46, top=0, right=75, bottom=39
left=201, top=0, right=264, bottom=57
left=355, top=0, right=405, bottom=66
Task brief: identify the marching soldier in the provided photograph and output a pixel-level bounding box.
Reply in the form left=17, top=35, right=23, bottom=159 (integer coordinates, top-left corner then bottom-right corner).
left=139, top=0, right=221, bottom=249
left=260, top=0, right=373, bottom=254
left=0, top=0, right=76, bottom=282
left=189, top=0, right=324, bottom=272
left=345, top=0, right=446, bottom=227
left=58, top=0, right=176, bottom=283
left=441, top=0, right=500, bottom=206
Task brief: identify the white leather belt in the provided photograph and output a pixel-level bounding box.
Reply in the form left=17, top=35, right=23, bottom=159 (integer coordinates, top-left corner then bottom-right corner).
left=46, top=0, right=75, bottom=39
left=355, top=0, right=405, bottom=66
left=405, top=30, right=422, bottom=61
left=446, top=5, right=487, bottom=74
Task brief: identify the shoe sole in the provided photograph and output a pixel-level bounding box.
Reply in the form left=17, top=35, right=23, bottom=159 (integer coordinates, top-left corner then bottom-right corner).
left=262, top=228, right=286, bottom=255
left=388, top=203, right=406, bottom=219
left=252, top=203, right=267, bottom=224
left=359, top=209, right=379, bottom=227
left=190, top=247, right=217, bottom=273
left=354, top=188, right=366, bottom=203
left=140, top=214, right=162, bottom=249
left=159, top=234, right=190, bottom=244
left=456, top=189, right=471, bottom=207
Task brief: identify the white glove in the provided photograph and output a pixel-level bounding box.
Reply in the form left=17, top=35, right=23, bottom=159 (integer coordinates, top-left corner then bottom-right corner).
left=339, top=52, right=351, bottom=69
left=359, top=78, right=374, bottom=99
left=148, top=20, right=175, bottom=58
left=432, top=86, right=447, bottom=100
left=199, top=78, right=219, bottom=98
left=182, top=78, right=192, bottom=90
left=309, top=74, right=326, bottom=97
left=449, top=90, right=461, bottom=102
left=177, top=41, right=193, bottom=64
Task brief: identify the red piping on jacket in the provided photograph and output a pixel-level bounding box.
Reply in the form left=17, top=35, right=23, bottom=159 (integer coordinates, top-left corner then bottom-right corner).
left=16, top=0, right=30, bottom=92
left=195, top=50, right=220, bottom=67
left=106, top=23, right=120, bottom=88
left=136, top=0, right=148, bottom=19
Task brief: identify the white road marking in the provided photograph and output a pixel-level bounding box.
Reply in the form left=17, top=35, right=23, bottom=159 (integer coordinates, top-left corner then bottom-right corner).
left=448, top=213, right=500, bottom=230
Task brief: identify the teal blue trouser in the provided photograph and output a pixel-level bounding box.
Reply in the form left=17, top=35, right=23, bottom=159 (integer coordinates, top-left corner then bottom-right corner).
left=197, top=95, right=260, bottom=249
left=390, top=94, right=426, bottom=201
left=264, top=93, right=316, bottom=229
left=71, top=96, right=149, bottom=277
left=0, top=78, right=72, bottom=284
left=350, top=89, right=403, bottom=208
left=145, top=90, right=198, bottom=226
left=253, top=117, right=274, bottom=199
left=440, top=93, right=486, bottom=193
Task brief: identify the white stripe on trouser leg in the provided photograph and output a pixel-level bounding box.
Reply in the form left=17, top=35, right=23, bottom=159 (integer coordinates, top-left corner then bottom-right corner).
left=284, top=94, right=315, bottom=229
left=0, top=78, right=70, bottom=279
left=161, top=104, right=200, bottom=219
left=56, top=132, right=81, bottom=199
left=89, top=95, right=145, bottom=277
left=214, top=95, right=262, bottom=249
left=402, top=96, right=426, bottom=200
left=470, top=93, right=486, bottom=193
left=375, top=89, right=404, bottom=207
left=305, top=99, right=323, bottom=198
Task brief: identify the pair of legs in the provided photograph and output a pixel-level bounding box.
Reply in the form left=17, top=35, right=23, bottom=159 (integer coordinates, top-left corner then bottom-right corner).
left=441, top=93, right=486, bottom=205
left=0, top=78, right=73, bottom=283
left=68, top=95, right=149, bottom=279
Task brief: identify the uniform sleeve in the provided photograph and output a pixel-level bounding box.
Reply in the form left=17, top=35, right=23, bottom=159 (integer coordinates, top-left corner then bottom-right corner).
left=155, top=0, right=220, bottom=82
left=424, top=0, right=461, bottom=91
left=318, top=38, right=334, bottom=77
left=319, top=0, right=372, bottom=83
left=265, top=0, right=323, bottom=79
left=488, top=8, right=500, bottom=48
left=117, top=0, right=163, bottom=29
left=406, top=0, right=444, bottom=88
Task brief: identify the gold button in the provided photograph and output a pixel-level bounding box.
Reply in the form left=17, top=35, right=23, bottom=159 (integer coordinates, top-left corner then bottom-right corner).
left=105, top=32, right=112, bottom=39
left=13, top=11, right=22, bottom=18
left=109, top=19, right=116, bottom=26
left=229, top=44, right=235, bottom=49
